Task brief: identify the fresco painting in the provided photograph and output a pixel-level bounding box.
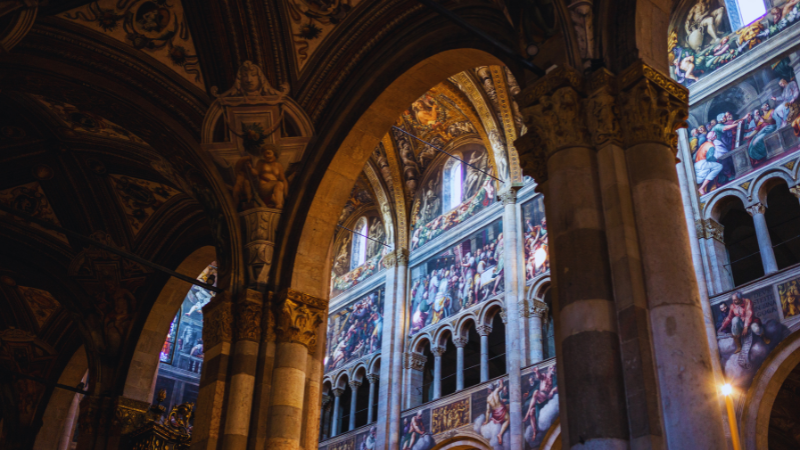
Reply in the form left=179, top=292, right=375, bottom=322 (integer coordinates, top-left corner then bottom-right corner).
left=521, top=196, right=549, bottom=281
left=325, top=287, right=384, bottom=371
left=431, top=399, right=470, bottom=435
left=778, top=276, right=800, bottom=319
left=669, top=0, right=800, bottom=86
left=712, top=286, right=789, bottom=389
left=472, top=379, right=511, bottom=450
left=409, top=220, right=504, bottom=336
left=330, top=437, right=356, bottom=450
left=355, top=426, right=377, bottom=450
left=400, top=409, right=434, bottom=450
left=689, top=55, right=800, bottom=195
left=521, top=365, right=559, bottom=450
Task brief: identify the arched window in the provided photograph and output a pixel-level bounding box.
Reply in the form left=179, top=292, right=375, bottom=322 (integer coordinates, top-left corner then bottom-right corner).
left=443, top=156, right=463, bottom=211
left=729, top=0, right=766, bottom=28
left=351, top=217, right=369, bottom=270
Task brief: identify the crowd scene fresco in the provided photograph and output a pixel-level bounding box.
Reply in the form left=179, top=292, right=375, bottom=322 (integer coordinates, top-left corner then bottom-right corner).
left=689, top=55, right=800, bottom=194
left=325, top=288, right=385, bottom=371
left=669, top=0, right=800, bottom=87
left=521, top=196, right=549, bottom=281
left=712, top=285, right=790, bottom=389
left=408, top=220, right=504, bottom=336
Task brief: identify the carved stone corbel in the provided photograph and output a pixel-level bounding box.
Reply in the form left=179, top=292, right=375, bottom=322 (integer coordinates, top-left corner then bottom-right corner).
left=695, top=218, right=724, bottom=243
left=406, top=352, right=427, bottom=370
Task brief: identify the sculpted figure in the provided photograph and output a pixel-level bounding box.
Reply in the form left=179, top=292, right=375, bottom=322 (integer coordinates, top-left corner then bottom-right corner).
left=685, top=0, right=726, bottom=51
left=233, top=145, right=289, bottom=209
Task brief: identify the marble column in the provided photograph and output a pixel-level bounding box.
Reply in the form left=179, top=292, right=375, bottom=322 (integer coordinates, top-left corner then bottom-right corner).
left=586, top=70, right=666, bottom=450
left=431, top=345, right=444, bottom=400
left=223, top=290, right=263, bottom=450
left=453, top=336, right=467, bottom=391
left=348, top=381, right=361, bottom=431
left=528, top=300, right=547, bottom=363
left=747, top=203, right=779, bottom=274
left=617, top=63, right=727, bottom=449
left=500, top=188, right=525, bottom=450
left=516, top=66, right=630, bottom=450
left=381, top=249, right=408, bottom=450
left=331, top=388, right=344, bottom=438
left=477, top=325, right=491, bottom=382
left=367, top=373, right=379, bottom=423
left=265, top=289, right=326, bottom=450
left=194, top=294, right=234, bottom=450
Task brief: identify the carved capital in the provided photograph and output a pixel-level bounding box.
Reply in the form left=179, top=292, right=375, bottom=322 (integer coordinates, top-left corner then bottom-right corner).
left=366, top=373, right=379, bottom=383
left=203, top=295, right=233, bottom=349
left=517, top=65, right=585, bottom=108
left=696, top=219, right=724, bottom=243
left=322, top=394, right=332, bottom=406
left=114, top=397, right=149, bottom=435
left=521, top=86, right=592, bottom=156
left=476, top=325, right=493, bottom=336
left=499, top=310, right=508, bottom=324
left=431, top=345, right=446, bottom=357
left=746, top=203, right=766, bottom=216
left=383, top=251, right=397, bottom=268
left=405, top=352, right=427, bottom=370
left=234, top=290, right=262, bottom=343
left=790, top=186, right=800, bottom=199
left=275, top=293, right=325, bottom=354
left=498, top=189, right=517, bottom=205
left=513, top=131, right=548, bottom=186
left=452, top=336, right=468, bottom=348
left=530, top=299, right=549, bottom=318
left=618, top=62, right=688, bottom=149
left=278, top=288, right=329, bottom=310
left=349, top=380, right=362, bottom=389
left=585, top=74, right=622, bottom=147
left=331, top=388, right=345, bottom=398
left=384, top=248, right=409, bottom=268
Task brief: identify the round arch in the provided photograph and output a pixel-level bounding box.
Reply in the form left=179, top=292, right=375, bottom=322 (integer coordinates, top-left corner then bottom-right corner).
left=429, top=433, right=494, bottom=450
left=741, top=328, right=800, bottom=450
left=289, top=49, right=506, bottom=300
left=122, top=245, right=217, bottom=402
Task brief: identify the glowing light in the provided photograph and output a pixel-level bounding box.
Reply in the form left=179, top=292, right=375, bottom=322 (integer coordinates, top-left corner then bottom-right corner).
left=721, top=383, right=733, bottom=396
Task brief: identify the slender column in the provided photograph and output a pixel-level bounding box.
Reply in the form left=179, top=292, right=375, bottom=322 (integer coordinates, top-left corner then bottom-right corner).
left=477, top=325, right=491, bottom=382
left=617, top=62, right=726, bottom=449
left=367, top=374, right=379, bottom=424
left=528, top=300, right=547, bottom=363
left=194, top=294, right=234, bottom=450
left=387, top=250, right=408, bottom=450
left=266, top=289, right=326, bottom=450
left=516, top=66, right=631, bottom=450
left=431, top=345, right=444, bottom=400
left=348, top=381, right=361, bottom=431
left=500, top=188, right=525, bottom=450
left=453, top=336, right=467, bottom=391
left=320, top=394, right=331, bottom=441
left=747, top=203, right=778, bottom=274
left=223, top=290, right=263, bottom=450
left=331, top=388, right=344, bottom=438
left=586, top=71, right=666, bottom=450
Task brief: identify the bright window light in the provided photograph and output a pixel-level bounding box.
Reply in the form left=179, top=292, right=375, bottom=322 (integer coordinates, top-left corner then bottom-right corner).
left=736, top=0, right=766, bottom=26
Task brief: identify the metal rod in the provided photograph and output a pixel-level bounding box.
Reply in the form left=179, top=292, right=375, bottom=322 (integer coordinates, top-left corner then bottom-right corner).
left=0, top=204, right=222, bottom=293
left=392, top=126, right=503, bottom=183
left=336, top=224, right=390, bottom=248
left=5, top=369, right=92, bottom=395
left=414, top=0, right=546, bottom=77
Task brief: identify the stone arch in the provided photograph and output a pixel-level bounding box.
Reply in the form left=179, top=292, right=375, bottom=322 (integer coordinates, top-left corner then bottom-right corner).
left=479, top=298, right=506, bottom=327
left=752, top=169, right=797, bottom=205
left=122, top=245, right=217, bottom=402
left=454, top=313, right=479, bottom=338
left=410, top=333, right=434, bottom=354
left=432, top=324, right=455, bottom=348
left=33, top=346, right=88, bottom=450
left=350, top=364, right=368, bottom=384
left=741, top=329, right=800, bottom=450
left=333, top=371, right=351, bottom=390
left=428, top=433, right=494, bottom=450
left=289, top=49, right=506, bottom=300
left=528, top=275, right=552, bottom=301
left=368, top=354, right=381, bottom=376
left=705, top=189, right=752, bottom=221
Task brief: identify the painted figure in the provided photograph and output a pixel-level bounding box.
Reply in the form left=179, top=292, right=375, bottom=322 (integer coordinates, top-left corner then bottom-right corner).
left=744, top=103, right=778, bottom=164
left=684, top=0, right=726, bottom=52
left=401, top=411, right=427, bottom=450
left=485, top=379, right=511, bottom=445
left=718, top=291, right=771, bottom=354
left=772, top=78, right=800, bottom=128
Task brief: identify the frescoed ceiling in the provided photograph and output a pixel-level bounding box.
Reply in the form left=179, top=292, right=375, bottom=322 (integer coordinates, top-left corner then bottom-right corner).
left=58, top=0, right=204, bottom=89
left=285, top=0, right=365, bottom=73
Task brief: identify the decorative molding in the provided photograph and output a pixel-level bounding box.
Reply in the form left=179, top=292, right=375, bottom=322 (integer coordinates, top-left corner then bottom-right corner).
left=585, top=71, right=622, bottom=147
left=476, top=325, right=493, bottom=336
left=275, top=297, right=324, bottom=353
left=203, top=297, right=233, bottom=349
left=212, top=61, right=290, bottom=101
left=746, top=203, right=766, bottom=216
left=279, top=288, right=329, bottom=310
left=452, top=336, right=468, bottom=348
left=235, top=292, right=263, bottom=343
left=406, top=352, right=427, bottom=370
left=498, top=189, right=517, bottom=205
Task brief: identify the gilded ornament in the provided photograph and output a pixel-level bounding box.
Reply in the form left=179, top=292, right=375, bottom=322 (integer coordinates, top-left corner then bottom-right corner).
left=618, top=78, right=688, bottom=150
left=235, top=298, right=263, bottom=342
left=276, top=298, right=324, bottom=353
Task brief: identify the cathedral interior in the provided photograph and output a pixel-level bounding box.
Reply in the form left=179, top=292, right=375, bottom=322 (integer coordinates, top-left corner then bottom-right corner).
left=1, top=0, right=800, bottom=449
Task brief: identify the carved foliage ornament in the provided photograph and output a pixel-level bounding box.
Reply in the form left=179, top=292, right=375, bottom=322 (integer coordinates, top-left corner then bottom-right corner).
left=695, top=219, right=724, bottom=243
left=235, top=299, right=263, bottom=343
left=203, top=299, right=233, bottom=349
left=276, top=298, right=324, bottom=353
left=522, top=87, right=592, bottom=155
left=514, top=131, right=548, bottom=186
left=405, top=352, right=427, bottom=370
left=618, top=78, right=688, bottom=149
left=585, top=85, right=622, bottom=147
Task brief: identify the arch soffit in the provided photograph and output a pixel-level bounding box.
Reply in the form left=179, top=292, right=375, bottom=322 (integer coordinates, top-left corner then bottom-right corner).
left=432, top=324, right=455, bottom=348
left=751, top=168, right=797, bottom=205
left=429, top=433, right=494, bottom=450
left=479, top=297, right=506, bottom=327
left=741, top=329, right=800, bottom=450
left=333, top=370, right=351, bottom=390
left=381, top=133, right=409, bottom=248
left=122, top=245, right=217, bottom=402
left=528, top=275, right=552, bottom=301
left=704, top=188, right=751, bottom=220
left=454, top=312, right=479, bottom=338
left=410, top=333, right=433, bottom=353
left=292, top=49, right=505, bottom=299
left=540, top=419, right=562, bottom=450
left=368, top=354, right=381, bottom=375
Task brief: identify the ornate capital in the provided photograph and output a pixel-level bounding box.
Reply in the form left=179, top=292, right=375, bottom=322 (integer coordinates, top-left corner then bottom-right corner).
left=517, top=65, right=585, bottom=107
left=349, top=380, right=362, bottom=389
left=521, top=86, right=592, bottom=156
left=695, top=219, right=724, bottom=243
left=115, top=397, right=150, bottom=435
left=790, top=186, right=800, bottom=199
left=476, top=325, right=493, bottom=336
left=278, top=288, right=328, bottom=310
left=746, top=203, right=766, bottom=216
left=203, top=295, right=233, bottom=349
left=405, top=352, right=427, bottom=370
left=585, top=72, right=622, bottom=147
left=322, top=394, right=332, bottom=406
left=366, top=373, right=379, bottom=383
left=498, top=188, right=517, bottom=205
left=618, top=62, right=688, bottom=149
left=383, top=251, right=397, bottom=268
left=452, top=336, right=468, bottom=348
left=331, top=388, right=345, bottom=398
left=275, top=295, right=324, bottom=354
left=233, top=289, right=263, bottom=342
left=499, top=310, right=508, bottom=324
left=384, top=248, right=409, bottom=268
left=530, top=299, right=549, bottom=318
left=431, top=345, right=446, bottom=357
left=513, top=131, right=548, bottom=186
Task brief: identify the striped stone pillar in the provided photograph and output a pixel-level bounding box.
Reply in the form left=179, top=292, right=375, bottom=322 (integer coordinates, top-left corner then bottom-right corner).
left=248, top=294, right=277, bottom=450
left=193, top=294, right=233, bottom=450
left=516, top=66, right=630, bottom=450
left=585, top=69, right=666, bottom=450
left=222, top=290, right=263, bottom=450
left=618, top=62, right=726, bottom=450
left=265, top=289, right=325, bottom=450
